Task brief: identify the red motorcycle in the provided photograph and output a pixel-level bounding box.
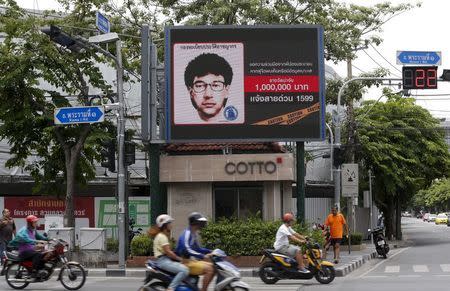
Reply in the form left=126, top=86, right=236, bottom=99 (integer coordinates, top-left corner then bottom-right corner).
left=1, top=238, right=86, bottom=290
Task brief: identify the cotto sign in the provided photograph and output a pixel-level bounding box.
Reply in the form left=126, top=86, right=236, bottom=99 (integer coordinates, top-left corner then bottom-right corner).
left=225, top=161, right=277, bottom=175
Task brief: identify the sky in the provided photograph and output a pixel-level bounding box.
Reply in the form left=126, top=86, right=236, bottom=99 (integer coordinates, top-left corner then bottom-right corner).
left=13, top=0, right=450, bottom=119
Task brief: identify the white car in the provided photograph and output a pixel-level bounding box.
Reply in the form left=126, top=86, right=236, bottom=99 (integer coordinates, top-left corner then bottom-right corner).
left=428, top=214, right=437, bottom=222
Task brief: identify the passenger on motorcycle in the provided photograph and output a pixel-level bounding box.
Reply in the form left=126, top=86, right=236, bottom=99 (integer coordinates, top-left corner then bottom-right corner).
left=175, top=212, right=214, bottom=291
left=8, top=215, right=48, bottom=277
left=149, top=214, right=189, bottom=291
left=274, top=213, right=310, bottom=274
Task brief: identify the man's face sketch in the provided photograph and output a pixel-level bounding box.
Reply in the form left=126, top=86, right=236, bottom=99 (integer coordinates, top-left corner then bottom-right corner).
left=184, top=53, right=233, bottom=122
left=189, top=73, right=230, bottom=121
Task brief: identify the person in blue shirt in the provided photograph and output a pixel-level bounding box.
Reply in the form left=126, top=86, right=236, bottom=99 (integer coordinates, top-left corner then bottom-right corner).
left=175, top=212, right=214, bottom=291
left=9, top=215, right=48, bottom=277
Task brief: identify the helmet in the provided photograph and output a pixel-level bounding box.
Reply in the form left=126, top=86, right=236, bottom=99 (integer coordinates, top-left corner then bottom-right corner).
left=283, top=213, right=295, bottom=223
left=26, top=215, right=39, bottom=223
left=188, top=212, right=208, bottom=228
left=156, top=214, right=174, bottom=228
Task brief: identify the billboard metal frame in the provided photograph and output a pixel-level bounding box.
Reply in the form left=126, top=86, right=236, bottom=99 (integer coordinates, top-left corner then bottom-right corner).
left=164, top=24, right=326, bottom=143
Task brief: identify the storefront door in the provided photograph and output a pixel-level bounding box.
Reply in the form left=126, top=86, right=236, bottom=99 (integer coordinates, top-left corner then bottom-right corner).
left=214, top=186, right=263, bottom=220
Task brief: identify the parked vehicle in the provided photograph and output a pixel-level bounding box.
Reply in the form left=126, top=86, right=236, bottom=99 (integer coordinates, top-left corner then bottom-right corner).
left=369, top=227, right=390, bottom=259
left=435, top=213, right=448, bottom=225
left=258, top=239, right=335, bottom=285
left=128, top=217, right=143, bottom=253
left=140, top=249, right=250, bottom=291
left=402, top=212, right=412, bottom=217
left=428, top=214, right=437, bottom=222
left=1, top=238, right=86, bottom=290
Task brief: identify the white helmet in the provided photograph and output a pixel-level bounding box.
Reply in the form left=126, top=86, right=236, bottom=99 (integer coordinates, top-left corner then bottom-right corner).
left=156, top=214, right=174, bottom=228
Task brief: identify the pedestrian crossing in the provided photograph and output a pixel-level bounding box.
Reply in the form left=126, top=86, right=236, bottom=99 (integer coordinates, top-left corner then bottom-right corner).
left=363, top=264, right=450, bottom=278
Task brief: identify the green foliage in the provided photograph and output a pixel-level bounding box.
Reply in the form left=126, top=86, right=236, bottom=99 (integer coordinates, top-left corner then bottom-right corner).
left=341, top=232, right=363, bottom=245
left=130, top=234, right=153, bottom=256
left=355, top=93, right=450, bottom=237
left=413, top=178, right=450, bottom=212
left=106, top=238, right=119, bottom=253
left=201, top=217, right=324, bottom=256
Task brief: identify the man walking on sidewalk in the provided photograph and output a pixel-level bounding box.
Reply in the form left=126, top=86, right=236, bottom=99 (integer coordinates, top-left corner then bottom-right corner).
left=324, top=206, right=348, bottom=264
left=0, top=209, right=16, bottom=263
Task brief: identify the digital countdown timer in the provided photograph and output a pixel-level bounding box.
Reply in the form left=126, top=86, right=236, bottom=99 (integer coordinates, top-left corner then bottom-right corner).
left=402, top=66, right=438, bottom=89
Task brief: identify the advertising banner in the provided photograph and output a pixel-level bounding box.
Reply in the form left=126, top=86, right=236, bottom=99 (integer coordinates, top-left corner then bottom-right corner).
left=165, top=25, right=325, bottom=141
left=4, top=196, right=95, bottom=230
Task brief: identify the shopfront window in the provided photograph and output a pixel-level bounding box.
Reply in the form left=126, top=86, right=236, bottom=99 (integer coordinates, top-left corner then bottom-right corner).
left=214, top=187, right=263, bottom=220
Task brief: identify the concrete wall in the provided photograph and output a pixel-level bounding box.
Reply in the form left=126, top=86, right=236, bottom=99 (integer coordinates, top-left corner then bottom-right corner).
left=167, top=182, right=213, bottom=237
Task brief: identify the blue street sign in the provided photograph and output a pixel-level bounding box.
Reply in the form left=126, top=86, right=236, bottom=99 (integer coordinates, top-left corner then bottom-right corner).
left=54, top=106, right=105, bottom=125
left=96, top=11, right=110, bottom=34
left=396, top=51, right=441, bottom=65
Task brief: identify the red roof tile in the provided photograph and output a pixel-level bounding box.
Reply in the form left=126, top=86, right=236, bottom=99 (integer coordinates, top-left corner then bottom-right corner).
left=163, top=142, right=286, bottom=154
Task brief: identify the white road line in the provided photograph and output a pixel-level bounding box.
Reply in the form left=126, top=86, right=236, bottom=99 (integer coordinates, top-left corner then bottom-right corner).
left=398, top=275, right=421, bottom=278
left=413, top=265, right=429, bottom=273
left=362, top=275, right=389, bottom=278
left=434, top=274, right=450, bottom=277
left=358, top=247, right=410, bottom=278
left=440, top=264, right=450, bottom=272
left=385, top=266, right=400, bottom=273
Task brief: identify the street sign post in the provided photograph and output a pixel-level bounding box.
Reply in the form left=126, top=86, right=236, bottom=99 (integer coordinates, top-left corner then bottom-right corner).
left=396, top=51, right=441, bottom=65
left=96, top=11, right=110, bottom=34
left=342, top=163, right=359, bottom=197
left=54, top=106, right=105, bottom=125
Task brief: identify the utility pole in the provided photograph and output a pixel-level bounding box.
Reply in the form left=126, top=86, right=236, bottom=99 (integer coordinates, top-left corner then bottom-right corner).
left=115, top=38, right=127, bottom=270
left=369, top=169, right=374, bottom=244
left=296, top=142, right=306, bottom=222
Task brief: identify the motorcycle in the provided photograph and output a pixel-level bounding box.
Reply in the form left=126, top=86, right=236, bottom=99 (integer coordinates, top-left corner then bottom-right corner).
left=139, top=249, right=250, bottom=291
left=369, top=227, right=390, bottom=259
left=259, top=239, right=335, bottom=285
left=129, top=218, right=143, bottom=253
left=1, top=238, right=86, bottom=290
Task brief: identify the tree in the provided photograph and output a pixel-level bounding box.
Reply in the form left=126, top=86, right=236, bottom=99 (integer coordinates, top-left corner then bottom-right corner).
left=413, top=179, right=450, bottom=212
left=0, top=0, right=118, bottom=227
left=355, top=93, right=450, bottom=238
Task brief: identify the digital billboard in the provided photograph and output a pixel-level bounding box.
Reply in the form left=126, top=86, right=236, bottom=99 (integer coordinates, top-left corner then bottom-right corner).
left=165, top=25, right=325, bottom=141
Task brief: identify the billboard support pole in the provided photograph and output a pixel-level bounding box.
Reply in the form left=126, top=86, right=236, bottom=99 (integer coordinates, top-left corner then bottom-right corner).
left=296, top=142, right=305, bottom=222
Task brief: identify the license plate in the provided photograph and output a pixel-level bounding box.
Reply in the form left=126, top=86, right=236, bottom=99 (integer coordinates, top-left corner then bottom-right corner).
left=378, top=240, right=385, bottom=246
left=259, top=255, right=265, bottom=264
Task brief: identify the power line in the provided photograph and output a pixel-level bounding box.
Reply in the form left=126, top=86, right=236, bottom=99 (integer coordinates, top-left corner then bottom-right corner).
left=369, top=43, right=402, bottom=74
left=362, top=49, right=401, bottom=78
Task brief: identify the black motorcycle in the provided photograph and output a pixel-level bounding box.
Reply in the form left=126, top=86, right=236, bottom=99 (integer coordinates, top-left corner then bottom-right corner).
left=369, top=227, right=390, bottom=259
left=259, top=239, right=335, bottom=285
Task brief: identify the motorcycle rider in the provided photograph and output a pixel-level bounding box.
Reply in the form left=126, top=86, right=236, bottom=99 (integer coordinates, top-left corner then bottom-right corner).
left=9, top=215, right=48, bottom=277
left=149, top=214, right=188, bottom=291
left=274, top=213, right=310, bottom=273
left=175, top=212, right=214, bottom=291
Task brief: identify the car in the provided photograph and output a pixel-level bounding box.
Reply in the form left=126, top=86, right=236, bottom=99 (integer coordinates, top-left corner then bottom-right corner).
left=423, top=213, right=430, bottom=222
left=428, top=214, right=437, bottom=222
left=435, top=213, right=448, bottom=224
left=402, top=211, right=412, bottom=217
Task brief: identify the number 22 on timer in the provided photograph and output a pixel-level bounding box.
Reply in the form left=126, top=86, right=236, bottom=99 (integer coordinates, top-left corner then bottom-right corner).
left=404, top=68, right=437, bottom=88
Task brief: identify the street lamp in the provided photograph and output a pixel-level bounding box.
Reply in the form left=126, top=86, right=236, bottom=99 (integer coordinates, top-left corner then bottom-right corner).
left=41, top=26, right=127, bottom=270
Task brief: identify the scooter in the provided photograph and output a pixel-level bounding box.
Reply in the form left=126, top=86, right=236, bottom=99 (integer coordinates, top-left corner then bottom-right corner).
left=259, top=239, right=335, bottom=285
left=140, top=249, right=250, bottom=291
left=369, top=227, right=390, bottom=259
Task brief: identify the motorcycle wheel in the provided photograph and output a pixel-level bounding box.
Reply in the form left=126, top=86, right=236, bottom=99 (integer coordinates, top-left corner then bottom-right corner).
left=147, top=282, right=168, bottom=291
left=59, top=263, right=86, bottom=290
left=314, top=265, right=335, bottom=284
left=5, top=263, right=30, bottom=290
left=259, top=262, right=280, bottom=284
left=376, top=246, right=387, bottom=259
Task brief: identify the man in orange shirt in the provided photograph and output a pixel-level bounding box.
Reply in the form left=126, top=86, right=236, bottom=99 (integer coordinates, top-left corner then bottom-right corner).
left=324, top=206, right=348, bottom=264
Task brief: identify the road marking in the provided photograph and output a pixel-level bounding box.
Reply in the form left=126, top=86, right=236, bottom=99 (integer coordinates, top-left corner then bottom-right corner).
left=434, top=274, right=450, bottom=277
left=385, top=266, right=400, bottom=273
left=398, top=275, right=421, bottom=278
left=362, top=275, right=389, bottom=278
left=413, top=265, right=429, bottom=273
left=440, top=264, right=450, bottom=272
left=358, top=247, right=410, bottom=278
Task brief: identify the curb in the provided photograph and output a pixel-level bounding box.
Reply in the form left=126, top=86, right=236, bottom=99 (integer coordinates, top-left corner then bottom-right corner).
left=335, top=251, right=377, bottom=277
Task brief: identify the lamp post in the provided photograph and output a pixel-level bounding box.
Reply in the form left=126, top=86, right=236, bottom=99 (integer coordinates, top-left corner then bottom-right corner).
left=42, top=26, right=127, bottom=270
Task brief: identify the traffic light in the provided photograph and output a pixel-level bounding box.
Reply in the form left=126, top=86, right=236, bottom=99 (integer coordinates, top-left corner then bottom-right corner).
left=124, top=130, right=136, bottom=166
left=101, top=139, right=116, bottom=172
left=124, top=141, right=136, bottom=166
left=333, top=147, right=345, bottom=168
